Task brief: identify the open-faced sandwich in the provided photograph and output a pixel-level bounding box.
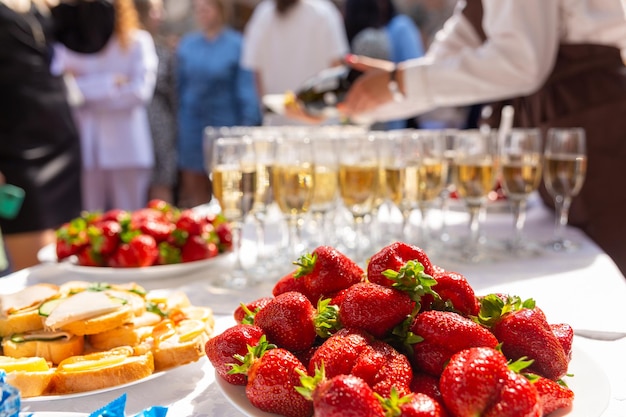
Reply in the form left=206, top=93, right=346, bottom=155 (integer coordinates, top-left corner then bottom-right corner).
left=0, top=282, right=214, bottom=397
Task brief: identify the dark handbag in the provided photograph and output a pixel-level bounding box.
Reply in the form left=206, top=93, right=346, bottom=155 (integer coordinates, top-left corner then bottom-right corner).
left=51, top=0, right=115, bottom=53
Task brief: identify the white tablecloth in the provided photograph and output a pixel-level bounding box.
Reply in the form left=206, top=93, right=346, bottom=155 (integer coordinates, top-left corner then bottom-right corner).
left=3, top=197, right=626, bottom=417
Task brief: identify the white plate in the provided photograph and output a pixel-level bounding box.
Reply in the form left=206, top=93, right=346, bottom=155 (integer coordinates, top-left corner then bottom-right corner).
left=22, top=369, right=167, bottom=403
left=215, top=344, right=609, bottom=417
left=37, top=243, right=229, bottom=282
left=262, top=94, right=286, bottom=115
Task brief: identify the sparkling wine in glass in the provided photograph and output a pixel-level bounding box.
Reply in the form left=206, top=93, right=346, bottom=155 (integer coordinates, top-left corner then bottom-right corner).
left=211, top=136, right=257, bottom=287
left=272, top=135, right=315, bottom=262
left=310, top=135, right=339, bottom=247
left=450, top=129, right=499, bottom=263
left=338, top=133, right=379, bottom=264
left=499, top=128, right=543, bottom=256
left=543, top=128, right=587, bottom=251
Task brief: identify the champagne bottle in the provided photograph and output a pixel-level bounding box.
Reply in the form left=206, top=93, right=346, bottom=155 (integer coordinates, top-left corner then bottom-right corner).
left=295, top=65, right=361, bottom=117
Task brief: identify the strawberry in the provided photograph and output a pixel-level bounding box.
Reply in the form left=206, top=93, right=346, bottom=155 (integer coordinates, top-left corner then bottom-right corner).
left=293, top=245, right=364, bottom=303
left=180, top=235, right=216, bottom=263
left=204, top=324, right=265, bottom=385
left=409, top=373, right=443, bottom=405
left=55, top=217, right=89, bottom=260
left=351, top=341, right=413, bottom=397
left=215, top=222, right=233, bottom=252
left=299, top=372, right=385, bottom=417
left=421, top=269, right=479, bottom=316
left=272, top=271, right=310, bottom=299
left=245, top=347, right=313, bottom=417
left=88, top=220, right=121, bottom=256
left=378, top=390, right=448, bottom=417
left=176, top=209, right=204, bottom=236
left=253, top=291, right=337, bottom=352
left=234, top=297, right=273, bottom=324
left=75, top=246, right=104, bottom=266
left=532, top=375, right=574, bottom=415
left=109, top=234, right=158, bottom=267
left=439, top=347, right=541, bottom=417
left=550, top=323, right=574, bottom=360
left=308, top=327, right=372, bottom=377
left=477, top=294, right=569, bottom=380
left=337, top=282, right=415, bottom=339
left=137, top=218, right=175, bottom=243
left=367, top=242, right=434, bottom=288
left=409, top=310, right=498, bottom=376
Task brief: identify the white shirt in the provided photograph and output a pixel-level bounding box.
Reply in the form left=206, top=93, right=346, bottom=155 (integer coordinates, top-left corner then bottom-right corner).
left=54, top=30, right=158, bottom=169
left=368, top=0, right=626, bottom=122
left=241, top=0, right=349, bottom=95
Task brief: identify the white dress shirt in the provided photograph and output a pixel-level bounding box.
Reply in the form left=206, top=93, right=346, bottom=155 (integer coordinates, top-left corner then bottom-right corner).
left=55, top=30, right=158, bottom=169
left=368, top=0, right=626, bottom=122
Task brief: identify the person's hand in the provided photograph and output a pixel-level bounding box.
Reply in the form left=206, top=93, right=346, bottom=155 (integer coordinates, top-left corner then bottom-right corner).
left=283, top=92, right=326, bottom=125
left=338, top=54, right=397, bottom=118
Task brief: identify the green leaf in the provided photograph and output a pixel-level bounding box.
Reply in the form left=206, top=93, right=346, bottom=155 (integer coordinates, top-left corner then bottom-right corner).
left=295, top=362, right=325, bottom=400
left=228, top=335, right=276, bottom=375
left=293, top=252, right=317, bottom=278
left=314, top=298, right=340, bottom=339
left=508, top=356, right=534, bottom=374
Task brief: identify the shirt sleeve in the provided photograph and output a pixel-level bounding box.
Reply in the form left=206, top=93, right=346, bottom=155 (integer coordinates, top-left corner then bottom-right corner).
left=365, top=0, right=560, bottom=122
left=74, top=32, right=158, bottom=111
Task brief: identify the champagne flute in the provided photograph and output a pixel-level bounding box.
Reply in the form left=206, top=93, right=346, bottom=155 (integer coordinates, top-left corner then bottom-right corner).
left=499, top=128, right=543, bottom=255
left=450, top=129, right=499, bottom=263
left=210, top=136, right=256, bottom=288
left=416, top=130, right=448, bottom=251
left=543, top=128, right=587, bottom=251
left=437, top=129, right=459, bottom=244
left=310, top=135, right=339, bottom=247
left=272, top=134, right=315, bottom=262
left=338, top=132, right=379, bottom=264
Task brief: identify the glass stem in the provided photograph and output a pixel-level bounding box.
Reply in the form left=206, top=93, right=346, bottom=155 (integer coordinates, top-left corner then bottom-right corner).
left=466, top=203, right=484, bottom=258
left=439, top=191, right=451, bottom=241
left=511, top=198, right=528, bottom=248
left=254, top=215, right=266, bottom=259
left=353, top=215, right=366, bottom=264
left=554, top=195, right=572, bottom=243
left=286, top=216, right=300, bottom=261
left=419, top=203, right=431, bottom=249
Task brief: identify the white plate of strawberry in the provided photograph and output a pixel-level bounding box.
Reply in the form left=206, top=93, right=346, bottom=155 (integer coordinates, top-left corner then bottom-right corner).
left=207, top=243, right=610, bottom=417
left=45, top=200, right=233, bottom=281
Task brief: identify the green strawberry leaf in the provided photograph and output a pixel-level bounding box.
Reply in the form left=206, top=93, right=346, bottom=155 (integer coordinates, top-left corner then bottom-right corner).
left=295, top=362, right=325, bottom=400
left=382, top=260, right=439, bottom=303
left=508, top=356, right=534, bottom=374
left=238, top=302, right=257, bottom=325
left=229, top=335, right=276, bottom=375
left=314, top=298, right=340, bottom=339
left=375, top=387, right=412, bottom=417
left=293, top=252, right=317, bottom=278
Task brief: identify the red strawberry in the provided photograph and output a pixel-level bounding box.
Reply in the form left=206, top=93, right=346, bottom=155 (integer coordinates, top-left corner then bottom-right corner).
left=532, top=375, right=574, bottom=415
left=180, top=235, right=216, bottom=263
left=409, top=310, right=498, bottom=376
left=550, top=323, right=574, bottom=360
left=215, top=222, right=233, bottom=251
left=477, top=294, right=569, bottom=380
left=204, top=324, right=265, bottom=385
left=254, top=291, right=337, bottom=352
left=88, top=220, right=121, bottom=256
left=55, top=218, right=89, bottom=260
left=137, top=218, right=175, bottom=243
left=351, top=341, right=413, bottom=397
left=307, top=374, right=384, bottom=417
left=338, top=282, right=415, bottom=339
left=308, top=327, right=372, bottom=377
left=440, top=347, right=541, bottom=417
left=246, top=348, right=313, bottom=417
left=293, top=245, right=364, bottom=303
left=422, top=269, right=479, bottom=316
left=176, top=209, right=204, bottom=236
left=410, top=373, right=443, bottom=405
left=100, top=208, right=129, bottom=223
left=272, top=271, right=310, bottom=299
left=75, top=246, right=104, bottom=267
left=379, top=391, right=448, bottom=417
left=109, top=234, right=158, bottom=267
left=367, top=242, right=434, bottom=287
left=233, top=297, right=273, bottom=324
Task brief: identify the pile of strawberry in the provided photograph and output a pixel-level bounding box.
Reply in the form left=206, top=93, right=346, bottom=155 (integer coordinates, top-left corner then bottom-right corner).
left=55, top=199, right=232, bottom=267
left=206, top=242, right=575, bottom=417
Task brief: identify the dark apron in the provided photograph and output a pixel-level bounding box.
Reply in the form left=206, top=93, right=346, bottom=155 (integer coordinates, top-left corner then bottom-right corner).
left=462, top=0, right=626, bottom=276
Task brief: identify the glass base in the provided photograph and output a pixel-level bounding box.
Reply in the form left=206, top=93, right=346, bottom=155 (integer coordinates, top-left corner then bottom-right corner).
left=544, top=238, right=580, bottom=252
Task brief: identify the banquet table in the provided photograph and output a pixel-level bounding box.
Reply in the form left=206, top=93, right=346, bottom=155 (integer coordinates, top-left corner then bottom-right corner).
left=2, top=196, right=626, bottom=417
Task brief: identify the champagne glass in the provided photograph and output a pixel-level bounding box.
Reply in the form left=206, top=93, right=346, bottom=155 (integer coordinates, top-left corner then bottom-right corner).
left=499, top=128, right=543, bottom=256
left=415, top=130, right=448, bottom=251
left=210, top=136, right=256, bottom=288
left=381, top=130, right=420, bottom=241
left=543, top=128, right=587, bottom=251
left=437, top=129, right=459, bottom=244
left=309, top=135, right=339, bottom=247
left=338, top=132, right=379, bottom=264
left=450, top=129, right=499, bottom=263
left=272, top=134, right=315, bottom=262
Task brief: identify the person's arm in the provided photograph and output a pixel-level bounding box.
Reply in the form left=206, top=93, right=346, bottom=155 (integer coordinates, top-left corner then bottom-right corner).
left=343, top=0, right=560, bottom=122
left=73, top=31, right=158, bottom=110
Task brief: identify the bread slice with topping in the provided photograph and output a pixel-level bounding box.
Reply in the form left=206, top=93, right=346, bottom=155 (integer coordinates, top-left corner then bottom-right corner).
left=0, top=284, right=59, bottom=336
left=2, top=330, right=84, bottom=365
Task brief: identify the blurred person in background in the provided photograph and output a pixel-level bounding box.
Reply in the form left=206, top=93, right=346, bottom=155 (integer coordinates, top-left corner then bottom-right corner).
left=0, top=0, right=114, bottom=270
left=55, top=0, right=158, bottom=212
left=135, top=0, right=178, bottom=204
left=241, top=0, right=349, bottom=125
left=341, top=0, right=626, bottom=276
left=176, top=0, right=261, bottom=208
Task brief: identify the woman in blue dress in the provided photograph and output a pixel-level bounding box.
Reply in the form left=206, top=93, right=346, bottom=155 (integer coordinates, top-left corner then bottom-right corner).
left=176, top=0, right=261, bottom=208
